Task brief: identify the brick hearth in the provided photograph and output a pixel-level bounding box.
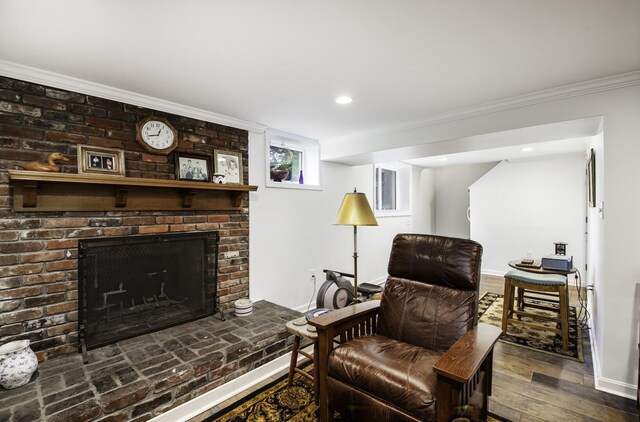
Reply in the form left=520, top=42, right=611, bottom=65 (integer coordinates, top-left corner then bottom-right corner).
left=0, top=301, right=301, bottom=422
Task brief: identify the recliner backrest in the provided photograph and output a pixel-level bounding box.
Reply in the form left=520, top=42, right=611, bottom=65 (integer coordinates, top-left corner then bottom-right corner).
left=387, top=234, right=483, bottom=291
left=377, top=234, right=483, bottom=351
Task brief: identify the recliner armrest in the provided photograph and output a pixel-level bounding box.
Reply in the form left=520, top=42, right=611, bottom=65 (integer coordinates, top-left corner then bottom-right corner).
left=308, top=300, right=381, bottom=330
left=310, top=301, right=383, bottom=422
left=433, top=322, right=501, bottom=384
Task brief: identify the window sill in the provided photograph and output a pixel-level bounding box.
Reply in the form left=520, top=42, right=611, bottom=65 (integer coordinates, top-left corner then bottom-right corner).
left=265, top=181, right=322, bottom=191
left=375, top=212, right=412, bottom=218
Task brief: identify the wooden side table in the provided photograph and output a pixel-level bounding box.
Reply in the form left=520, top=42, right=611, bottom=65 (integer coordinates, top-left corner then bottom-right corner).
left=507, top=259, right=577, bottom=276
left=507, top=259, right=576, bottom=310
left=285, top=317, right=319, bottom=404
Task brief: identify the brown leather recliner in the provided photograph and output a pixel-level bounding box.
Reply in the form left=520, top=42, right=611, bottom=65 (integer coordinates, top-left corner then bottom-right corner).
left=309, top=234, right=501, bottom=422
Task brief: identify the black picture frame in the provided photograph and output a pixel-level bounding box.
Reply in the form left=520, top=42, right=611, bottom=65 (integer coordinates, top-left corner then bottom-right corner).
left=174, top=152, right=212, bottom=182
left=587, top=148, right=596, bottom=208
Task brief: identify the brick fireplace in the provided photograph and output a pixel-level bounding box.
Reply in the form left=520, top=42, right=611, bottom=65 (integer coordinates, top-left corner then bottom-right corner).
left=0, top=76, right=301, bottom=420
left=0, top=75, right=252, bottom=361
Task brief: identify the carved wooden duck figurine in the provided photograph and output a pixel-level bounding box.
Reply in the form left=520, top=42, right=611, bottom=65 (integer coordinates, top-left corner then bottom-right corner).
left=19, top=152, right=70, bottom=172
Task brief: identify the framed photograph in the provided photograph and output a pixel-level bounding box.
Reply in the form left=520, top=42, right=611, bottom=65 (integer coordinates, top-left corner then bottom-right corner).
left=77, top=145, right=125, bottom=176
left=174, top=152, right=212, bottom=182
left=587, top=148, right=596, bottom=208
left=214, top=150, right=243, bottom=184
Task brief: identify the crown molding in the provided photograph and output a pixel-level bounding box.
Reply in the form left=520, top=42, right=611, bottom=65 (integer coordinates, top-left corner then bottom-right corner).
left=0, top=60, right=268, bottom=134
left=322, top=70, right=640, bottom=145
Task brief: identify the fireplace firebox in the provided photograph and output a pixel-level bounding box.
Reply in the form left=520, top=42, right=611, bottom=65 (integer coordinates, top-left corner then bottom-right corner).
left=78, top=232, right=221, bottom=361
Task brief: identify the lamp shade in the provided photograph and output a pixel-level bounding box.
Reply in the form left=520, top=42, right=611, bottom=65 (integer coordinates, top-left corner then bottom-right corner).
left=334, top=191, right=378, bottom=226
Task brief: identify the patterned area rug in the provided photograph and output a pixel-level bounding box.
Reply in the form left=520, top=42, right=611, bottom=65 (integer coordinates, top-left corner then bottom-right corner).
left=478, top=292, right=584, bottom=362
left=206, top=363, right=506, bottom=421
left=205, top=362, right=329, bottom=422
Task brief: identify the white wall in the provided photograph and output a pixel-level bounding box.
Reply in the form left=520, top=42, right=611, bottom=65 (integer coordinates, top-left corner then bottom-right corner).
left=435, top=162, right=497, bottom=239
left=413, top=168, right=435, bottom=234
left=248, top=131, right=329, bottom=310
left=249, top=133, right=420, bottom=311
left=317, top=84, right=640, bottom=397
left=469, top=156, right=586, bottom=276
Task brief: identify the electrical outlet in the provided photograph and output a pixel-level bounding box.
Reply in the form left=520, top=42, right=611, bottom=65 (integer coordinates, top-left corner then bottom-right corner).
left=309, top=269, right=316, bottom=280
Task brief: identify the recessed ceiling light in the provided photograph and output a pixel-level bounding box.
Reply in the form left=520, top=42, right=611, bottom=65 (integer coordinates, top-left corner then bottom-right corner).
left=335, top=96, right=353, bottom=105
left=438, top=157, right=448, bottom=161
left=521, top=147, right=533, bottom=152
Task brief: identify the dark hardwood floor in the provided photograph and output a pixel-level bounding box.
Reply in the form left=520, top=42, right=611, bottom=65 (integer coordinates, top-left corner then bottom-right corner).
left=481, top=275, right=638, bottom=421
left=193, top=275, right=638, bottom=421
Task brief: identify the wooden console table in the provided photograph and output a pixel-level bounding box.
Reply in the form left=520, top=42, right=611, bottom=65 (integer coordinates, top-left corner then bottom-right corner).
left=8, top=170, right=257, bottom=212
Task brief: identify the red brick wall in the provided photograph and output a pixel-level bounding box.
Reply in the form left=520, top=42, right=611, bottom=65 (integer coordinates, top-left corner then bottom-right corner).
left=0, top=76, right=250, bottom=361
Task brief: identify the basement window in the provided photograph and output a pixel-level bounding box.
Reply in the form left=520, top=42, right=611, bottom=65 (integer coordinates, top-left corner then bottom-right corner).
left=270, top=145, right=303, bottom=183
left=266, top=129, right=321, bottom=190
left=374, top=162, right=411, bottom=216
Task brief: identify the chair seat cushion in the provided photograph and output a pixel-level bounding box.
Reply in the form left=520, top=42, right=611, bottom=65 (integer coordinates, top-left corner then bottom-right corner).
left=328, top=334, right=439, bottom=421
left=504, top=269, right=567, bottom=286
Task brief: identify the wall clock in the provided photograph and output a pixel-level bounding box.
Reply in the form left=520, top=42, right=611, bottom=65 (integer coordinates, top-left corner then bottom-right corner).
left=135, top=115, right=178, bottom=155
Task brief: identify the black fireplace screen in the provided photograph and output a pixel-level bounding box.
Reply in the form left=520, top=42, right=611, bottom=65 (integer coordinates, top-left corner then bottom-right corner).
left=78, top=231, right=219, bottom=351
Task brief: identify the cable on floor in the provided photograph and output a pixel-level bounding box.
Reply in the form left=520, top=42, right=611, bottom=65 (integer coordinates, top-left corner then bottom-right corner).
left=574, top=269, right=590, bottom=330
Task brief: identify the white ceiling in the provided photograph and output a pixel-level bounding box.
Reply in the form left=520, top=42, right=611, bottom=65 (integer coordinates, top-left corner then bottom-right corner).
left=1, top=0, right=639, bottom=148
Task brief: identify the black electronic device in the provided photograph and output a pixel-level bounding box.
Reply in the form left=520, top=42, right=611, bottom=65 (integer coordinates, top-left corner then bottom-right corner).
left=358, top=282, right=383, bottom=299
left=541, top=255, right=573, bottom=271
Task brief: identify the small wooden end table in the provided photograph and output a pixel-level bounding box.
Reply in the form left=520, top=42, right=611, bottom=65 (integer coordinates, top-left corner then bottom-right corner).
left=507, top=260, right=577, bottom=276
left=507, top=259, right=577, bottom=308
left=506, top=259, right=578, bottom=333
left=285, top=317, right=319, bottom=404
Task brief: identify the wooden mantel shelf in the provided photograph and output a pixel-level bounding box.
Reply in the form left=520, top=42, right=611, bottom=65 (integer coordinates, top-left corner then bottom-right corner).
left=8, top=170, right=258, bottom=212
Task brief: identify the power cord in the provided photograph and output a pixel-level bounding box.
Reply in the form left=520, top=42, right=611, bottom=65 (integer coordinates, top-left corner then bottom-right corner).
left=306, top=275, right=317, bottom=312
left=574, top=269, right=590, bottom=330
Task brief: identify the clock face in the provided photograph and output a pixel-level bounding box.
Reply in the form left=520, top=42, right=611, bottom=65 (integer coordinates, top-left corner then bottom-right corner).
left=135, top=115, right=178, bottom=155
left=141, top=120, right=175, bottom=150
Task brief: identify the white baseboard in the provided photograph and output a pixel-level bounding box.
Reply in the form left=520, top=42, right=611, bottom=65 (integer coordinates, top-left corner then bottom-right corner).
left=587, top=292, right=637, bottom=400
left=482, top=269, right=505, bottom=277
left=150, top=353, right=291, bottom=421
left=590, top=330, right=637, bottom=399
left=151, top=345, right=312, bottom=422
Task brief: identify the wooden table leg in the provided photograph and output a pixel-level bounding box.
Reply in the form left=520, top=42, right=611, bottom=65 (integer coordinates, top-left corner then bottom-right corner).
left=313, top=340, right=319, bottom=405
left=502, top=279, right=513, bottom=334
left=288, top=335, right=301, bottom=387
left=559, top=286, right=569, bottom=352
left=517, top=286, right=524, bottom=320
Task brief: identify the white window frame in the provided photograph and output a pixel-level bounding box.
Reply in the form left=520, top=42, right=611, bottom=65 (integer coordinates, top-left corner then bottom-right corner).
left=265, top=128, right=322, bottom=190
left=373, top=162, right=412, bottom=217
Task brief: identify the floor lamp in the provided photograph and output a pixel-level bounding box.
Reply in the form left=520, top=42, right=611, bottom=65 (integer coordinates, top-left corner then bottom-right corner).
left=334, top=189, right=378, bottom=303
